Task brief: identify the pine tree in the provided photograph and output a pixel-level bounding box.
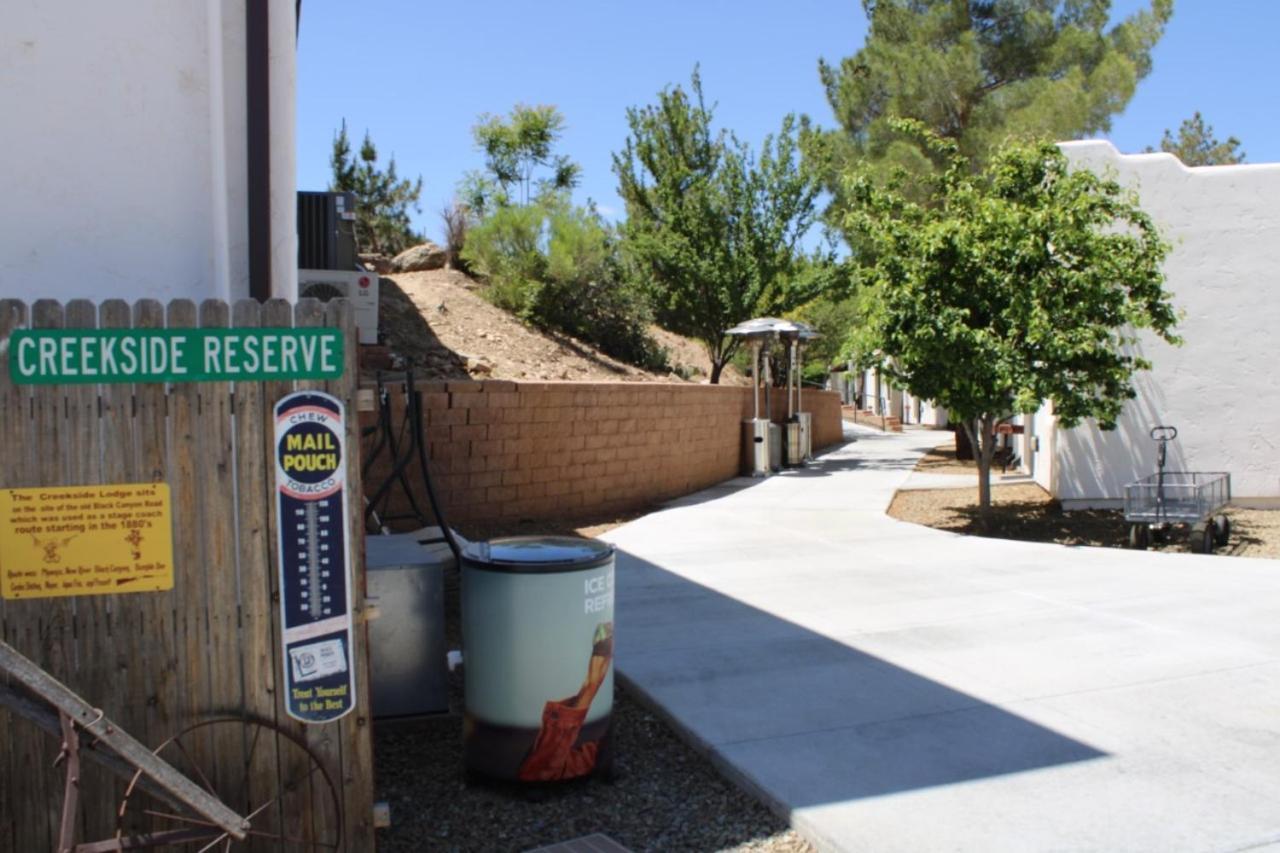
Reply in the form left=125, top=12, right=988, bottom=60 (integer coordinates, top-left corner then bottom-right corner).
left=811, top=0, right=1174, bottom=197
left=330, top=121, right=424, bottom=255
left=1151, top=112, right=1246, bottom=166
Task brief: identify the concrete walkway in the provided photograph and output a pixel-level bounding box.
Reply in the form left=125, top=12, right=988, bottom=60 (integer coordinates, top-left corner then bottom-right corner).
left=603, top=424, right=1280, bottom=853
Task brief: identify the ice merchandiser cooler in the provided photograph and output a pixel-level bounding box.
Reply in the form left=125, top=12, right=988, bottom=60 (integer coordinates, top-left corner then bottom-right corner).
left=461, top=536, right=615, bottom=782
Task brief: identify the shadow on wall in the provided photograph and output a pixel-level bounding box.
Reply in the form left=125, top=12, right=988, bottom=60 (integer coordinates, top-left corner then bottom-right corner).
left=375, top=276, right=470, bottom=379
left=1056, top=341, right=1184, bottom=502
left=613, top=547, right=1107, bottom=810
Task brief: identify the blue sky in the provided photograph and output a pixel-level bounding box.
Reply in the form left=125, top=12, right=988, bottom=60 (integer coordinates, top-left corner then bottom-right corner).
left=297, top=1, right=1279, bottom=244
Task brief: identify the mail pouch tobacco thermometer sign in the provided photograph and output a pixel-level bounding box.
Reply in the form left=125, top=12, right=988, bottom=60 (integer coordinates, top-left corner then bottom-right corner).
left=274, top=391, right=356, bottom=723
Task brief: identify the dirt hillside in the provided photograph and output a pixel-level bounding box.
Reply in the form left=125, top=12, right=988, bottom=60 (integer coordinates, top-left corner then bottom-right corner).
left=375, top=268, right=746, bottom=384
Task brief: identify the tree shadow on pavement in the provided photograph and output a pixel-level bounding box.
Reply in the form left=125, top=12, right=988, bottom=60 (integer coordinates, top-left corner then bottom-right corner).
left=615, top=548, right=1107, bottom=812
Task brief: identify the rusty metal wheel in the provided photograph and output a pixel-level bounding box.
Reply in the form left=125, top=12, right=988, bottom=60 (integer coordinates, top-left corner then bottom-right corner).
left=115, top=717, right=342, bottom=851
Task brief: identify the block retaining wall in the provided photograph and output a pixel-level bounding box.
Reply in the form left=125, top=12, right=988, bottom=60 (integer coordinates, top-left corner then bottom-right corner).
left=361, top=380, right=844, bottom=525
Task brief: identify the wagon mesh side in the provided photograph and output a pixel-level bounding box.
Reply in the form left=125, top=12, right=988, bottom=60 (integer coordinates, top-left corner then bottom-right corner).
left=1123, top=472, right=1231, bottom=524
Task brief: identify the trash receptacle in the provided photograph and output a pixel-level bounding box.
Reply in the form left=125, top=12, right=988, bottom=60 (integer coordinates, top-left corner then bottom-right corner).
left=461, top=536, right=615, bottom=782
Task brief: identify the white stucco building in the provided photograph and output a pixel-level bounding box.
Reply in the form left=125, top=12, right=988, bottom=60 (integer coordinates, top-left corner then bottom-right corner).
left=846, top=364, right=948, bottom=428
left=1, top=0, right=299, bottom=304
left=1022, top=141, right=1280, bottom=508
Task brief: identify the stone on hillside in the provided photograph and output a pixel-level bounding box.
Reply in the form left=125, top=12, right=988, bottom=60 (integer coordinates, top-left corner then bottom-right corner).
left=390, top=242, right=448, bottom=273
left=359, top=253, right=393, bottom=274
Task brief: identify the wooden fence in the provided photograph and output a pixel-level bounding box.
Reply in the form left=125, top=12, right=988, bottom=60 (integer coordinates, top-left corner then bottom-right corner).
left=0, top=298, right=373, bottom=850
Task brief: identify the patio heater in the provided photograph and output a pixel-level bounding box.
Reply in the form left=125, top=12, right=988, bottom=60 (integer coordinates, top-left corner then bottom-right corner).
left=726, top=319, right=780, bottom=477
left=765, top=320, right=819, bottom=467
left=783, top=322, right=820, bottom=463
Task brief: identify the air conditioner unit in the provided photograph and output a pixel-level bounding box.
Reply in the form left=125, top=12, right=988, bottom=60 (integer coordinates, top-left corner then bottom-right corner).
left=297, top=191, right=359, bottom=271
left=298, top=269, right=379, bottom=344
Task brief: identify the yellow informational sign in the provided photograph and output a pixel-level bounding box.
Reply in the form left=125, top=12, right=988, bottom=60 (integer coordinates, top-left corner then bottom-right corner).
left=0, top=483, right=175, bottom=600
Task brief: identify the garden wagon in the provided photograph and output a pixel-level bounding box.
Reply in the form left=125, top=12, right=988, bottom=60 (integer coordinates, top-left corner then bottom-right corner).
left=1124, top=426, right=1232, bottom=553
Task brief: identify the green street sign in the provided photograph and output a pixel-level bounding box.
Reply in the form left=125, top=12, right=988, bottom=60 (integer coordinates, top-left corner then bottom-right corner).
left=7, top=328, right=344, bottom=385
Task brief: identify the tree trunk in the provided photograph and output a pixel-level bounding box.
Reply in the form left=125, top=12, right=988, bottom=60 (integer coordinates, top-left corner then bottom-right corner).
left=966, top=415, right=998, bottom=529
left=709, top=360, right=724, bottom=384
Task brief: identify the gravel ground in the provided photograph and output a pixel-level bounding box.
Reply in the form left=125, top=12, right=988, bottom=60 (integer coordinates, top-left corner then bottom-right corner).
left=373, top=685, right=811, bottom=853
left=890, top=442, right=1280, bottom=558
left=373, top=512, right=813, bottom=853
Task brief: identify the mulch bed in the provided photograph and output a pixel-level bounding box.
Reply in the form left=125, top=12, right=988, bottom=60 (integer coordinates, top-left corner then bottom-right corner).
left=889, top=442, right=1280, bottom=558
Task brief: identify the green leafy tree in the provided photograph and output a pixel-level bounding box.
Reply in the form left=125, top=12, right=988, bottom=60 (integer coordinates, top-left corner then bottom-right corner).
left=614, top=71, right=826, bottom=383
left=811, top=0, right=1173, bottom=201
left=461, top=105, right=582, bottom=214
left=843, top=121, right=1178, bottom=520
left=330, top=121, right=424, bottom=255
left=1149, top=112, right=1246, bottom=166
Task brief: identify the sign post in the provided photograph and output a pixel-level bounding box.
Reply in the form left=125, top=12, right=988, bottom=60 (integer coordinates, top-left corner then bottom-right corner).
left=273, top=390, right=356, bottom=723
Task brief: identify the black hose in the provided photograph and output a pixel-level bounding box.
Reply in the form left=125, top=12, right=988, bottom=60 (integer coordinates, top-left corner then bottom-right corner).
left=362, top=374, right=429, bottom=530
left=407, top=377, right=464, bottom=564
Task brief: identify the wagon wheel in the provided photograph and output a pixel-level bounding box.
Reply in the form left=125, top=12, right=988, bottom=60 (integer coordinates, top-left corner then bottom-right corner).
left=1128, top=524, right=1149, bottom=550
left=116, top=717, right=342, bottom=851
left=1189, top=522, right=1214, bottom=554
left=1213, top=514, right=1232, bottom=547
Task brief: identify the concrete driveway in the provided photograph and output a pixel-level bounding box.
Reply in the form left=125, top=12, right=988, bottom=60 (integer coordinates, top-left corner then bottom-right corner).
left=603, top=424, right=1280, bottom=853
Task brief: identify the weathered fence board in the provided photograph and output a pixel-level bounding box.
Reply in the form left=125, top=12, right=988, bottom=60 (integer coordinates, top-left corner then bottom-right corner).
left=0, top=298, right=372, bottom=850
left=327, top=299, right=377, bottom=851
left=0, top=299, right=28, bottom=853
left=31, top=298, right=70, bottom=848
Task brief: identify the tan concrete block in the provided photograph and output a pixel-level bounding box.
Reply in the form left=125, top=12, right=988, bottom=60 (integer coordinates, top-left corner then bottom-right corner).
left=517, top=452, right=549, bottom=470
left=502, top=468, right=531, bottom=486
left=486, top=392, right=520, bottom=409
left=488, top=423, right=520, bottom=440
left=469, top=471, right=502, bottom=489
left=469, top=438, right=503, bottom=457
left=467, top=407, right=504, bottom=426
left=452, top=424, right=488, bottom=442
left=503, top=437, right=534, bottom=455
left=485, top=453, right=520, bottom=473
left=486, top=485, right=519, bottom=503
left=517, top=482, right=548, bottom=501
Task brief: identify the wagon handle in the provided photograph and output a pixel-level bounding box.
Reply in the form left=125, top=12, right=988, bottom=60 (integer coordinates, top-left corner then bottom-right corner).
left=1150, top=425, right=1177, bottom=442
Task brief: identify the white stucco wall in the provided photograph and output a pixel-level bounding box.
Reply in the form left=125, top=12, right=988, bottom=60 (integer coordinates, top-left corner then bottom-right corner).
left=0, top=0, right=296, bottom=304
left=1045, top=141, right=1280, bottom=507
left=1029, top=403, right=1056, bottom=494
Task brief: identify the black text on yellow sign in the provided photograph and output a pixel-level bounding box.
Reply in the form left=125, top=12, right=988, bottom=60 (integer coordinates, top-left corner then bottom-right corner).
left=0, top=483, right=175, bottom=599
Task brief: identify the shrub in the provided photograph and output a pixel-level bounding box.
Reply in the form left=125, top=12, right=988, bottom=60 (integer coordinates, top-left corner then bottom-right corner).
left=462, top=199, right=669, bottom=372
